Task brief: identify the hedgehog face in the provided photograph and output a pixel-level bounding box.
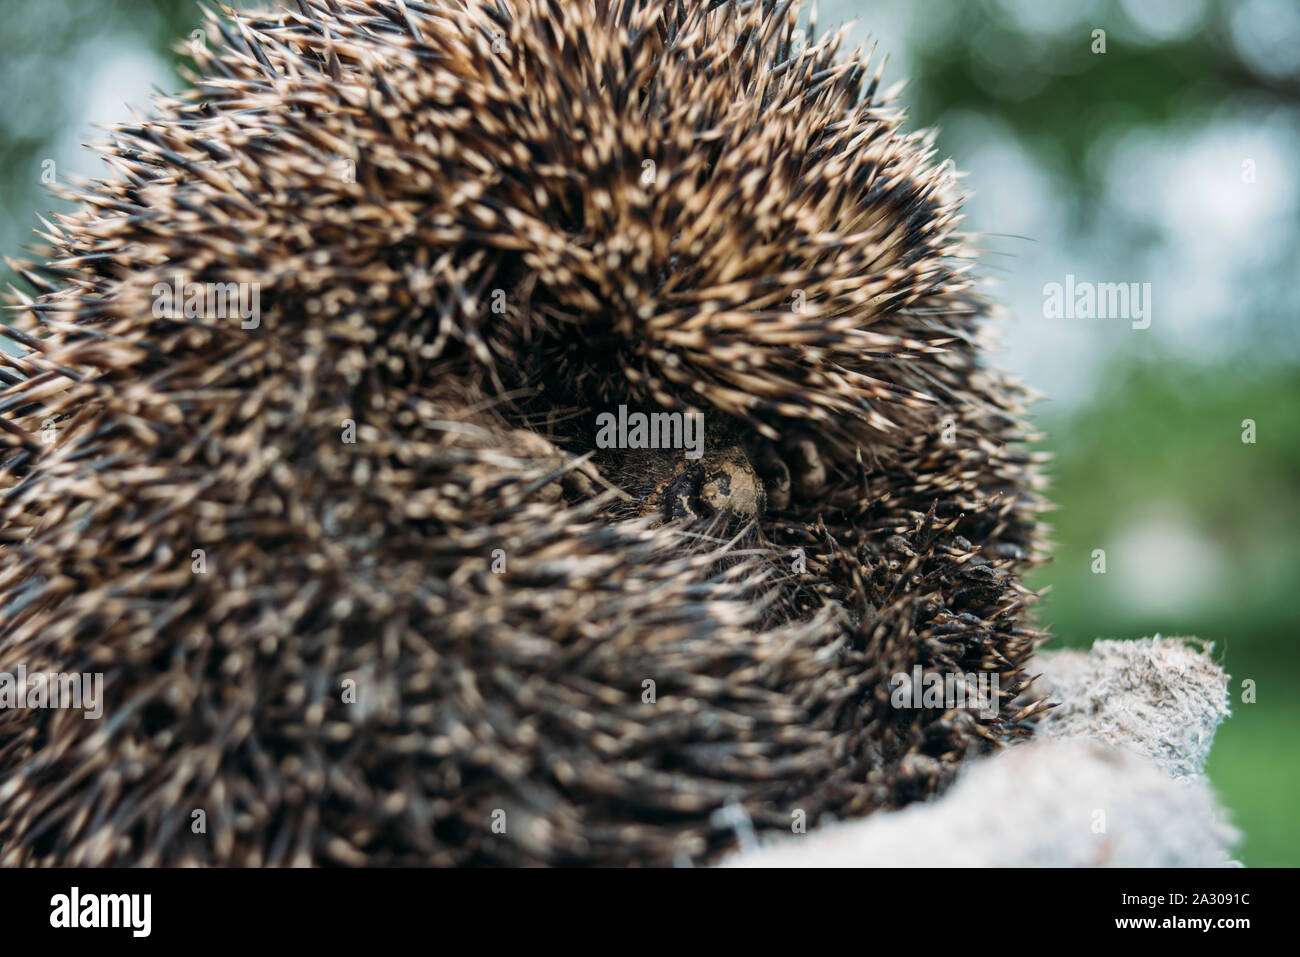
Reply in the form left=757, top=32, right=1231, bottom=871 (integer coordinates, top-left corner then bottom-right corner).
left=0, top=0, right=1048, bottom=867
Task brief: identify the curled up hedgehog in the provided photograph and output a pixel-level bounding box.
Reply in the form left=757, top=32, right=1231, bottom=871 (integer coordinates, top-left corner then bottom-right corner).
left=0, top=0, right=1050, bottom=866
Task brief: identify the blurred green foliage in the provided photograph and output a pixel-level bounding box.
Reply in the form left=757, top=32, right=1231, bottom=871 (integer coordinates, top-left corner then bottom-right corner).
left=1030, top=361, right=1300, bottom=660
left=906, top=4, right=1300, bottom=220
left=1028, top=360, right=1300, bottom=865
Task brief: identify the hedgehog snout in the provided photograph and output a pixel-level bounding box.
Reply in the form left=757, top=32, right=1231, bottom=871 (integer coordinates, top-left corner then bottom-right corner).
left=644, top=441, right=766, bottom=522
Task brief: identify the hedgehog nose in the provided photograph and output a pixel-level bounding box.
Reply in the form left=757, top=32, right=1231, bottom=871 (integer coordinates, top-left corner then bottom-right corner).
left=652, top=442, right=765, bottom=523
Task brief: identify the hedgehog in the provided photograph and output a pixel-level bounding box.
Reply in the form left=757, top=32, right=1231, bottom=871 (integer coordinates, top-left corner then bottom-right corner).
left=0, top=0, right=1049, bottom=866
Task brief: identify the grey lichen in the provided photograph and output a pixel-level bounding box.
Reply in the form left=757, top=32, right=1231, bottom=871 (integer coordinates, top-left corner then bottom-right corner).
left=724, top=637, right=1238, bottom=867
left=1035, top=637, right=1230, bottom=779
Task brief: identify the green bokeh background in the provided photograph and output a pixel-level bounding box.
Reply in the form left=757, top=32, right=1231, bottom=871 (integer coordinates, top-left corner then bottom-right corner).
left=2, top=0, right=1296, bottom=864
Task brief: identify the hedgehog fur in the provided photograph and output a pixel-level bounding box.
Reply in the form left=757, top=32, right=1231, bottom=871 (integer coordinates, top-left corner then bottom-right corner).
left=0, top=0, right=1049, bottom=866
